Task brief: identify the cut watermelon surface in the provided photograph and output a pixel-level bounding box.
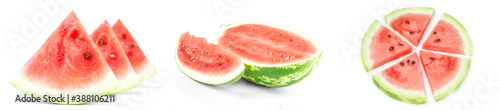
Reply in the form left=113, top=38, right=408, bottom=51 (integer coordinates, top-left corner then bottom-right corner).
left=90, top=21, right=139, bottom=94
left=372, top=53, right=425, bottom=104
left=422, top=13, right=473, bottom=56
left=9, top=11, right=119, bottom=104
left=420, top=51, right=470, bottom=101
left=112, top=19, right=156, bottom=82
left=385, top=7, right=433, bottom=46
left=361, top=7, right=472, bottom=104
left=214, top=23, right=322, bottom=87
left=361, top=21, right=412, bottom=72
left=175, top=32, right=245, bottom=85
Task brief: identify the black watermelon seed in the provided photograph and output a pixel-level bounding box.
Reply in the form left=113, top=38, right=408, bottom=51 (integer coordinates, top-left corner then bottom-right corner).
left=122, top=34, right=127, bottom=39
left=99, top=39, right=104, bottom=46
left=411, top=61, right=416, bottom=65
left=409, top=31, right=414, bottom=34
left=405, top=20, right=410, bottom=24
left=400, top=62, right=404, bottom=67
left=433, top=31, right=438, bottom=34
left=84, top=52, right=92, bottom=59
left=289, top=39, right=293, bottom=42
left=218, top=64, right=221, bottom=66
left=436, top=39, right=441, bottom=43
left=191, top=51, right=195, bottom=53
left=387, top=34, right=391, bottom=38
left=74, top=35, right=79, bottom=39
left=399, top=44, right=403, bottom=46
left=430, top=58, right=435, bottom=60
left=180, top=48, right=183, bottom=51
left=407, top=60, right=410, bottom=64
left=130, top=45, right=135, bottom=48
left=389, top=46, right=394, bottom=50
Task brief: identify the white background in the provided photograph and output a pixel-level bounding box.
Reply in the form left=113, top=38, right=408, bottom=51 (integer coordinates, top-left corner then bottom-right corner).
left=0, top=0, right=499, bottom=110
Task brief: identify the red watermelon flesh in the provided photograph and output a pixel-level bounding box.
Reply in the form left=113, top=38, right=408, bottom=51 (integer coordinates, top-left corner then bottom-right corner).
left=215, top=24, right=318, bottom=65
left=385, top=7, right=433, bottom=46
left=422, top=13, right=472, bottom=56
left=112, top=19, right=156, bottom=81
left=176, top=32, right=243, bottom=77
left=380, top=53, right=424, bottom=91
left=419, top=51, right=470, bottom=101
left=361, top=21, right=413, bottom=71
left=10, top=11, right=119, bottom=104
left=90, top=20, right=138, bottom=94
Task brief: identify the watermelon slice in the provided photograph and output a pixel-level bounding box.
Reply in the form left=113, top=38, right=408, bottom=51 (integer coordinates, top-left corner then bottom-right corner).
left=214, top=23, right=322, bottom=87
left=385, top=7, right=433, bottom=46
left=9, top=11, right=119, bottom=104
left=422, top=13, right=473, bottom=56
left=419, top=51, right=470, bottom=101
left=175, top=32, right=245, bottom=85
left=112, top=19, right=156, bottom=82
left=90, top=21, right=139, bottom=94
left=361, top=21, right=412, bottom=72
left=372, top=53, right=426, bottom=104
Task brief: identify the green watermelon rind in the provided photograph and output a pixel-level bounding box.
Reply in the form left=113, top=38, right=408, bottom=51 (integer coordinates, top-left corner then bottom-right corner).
left=174, top=34, right=245, bottom=85
left=361, top=21, right=382, bottom=72
left=433, top=58, right=470, bottom=102
left=214, top=22, right=322, bottom=87
left=439, top=13, right=473, bottom=56
left=384, top=7, right=434, bottom=25
left=10, top=67, right=120, bottom=104
left=372, top=73, right=426, bottom=104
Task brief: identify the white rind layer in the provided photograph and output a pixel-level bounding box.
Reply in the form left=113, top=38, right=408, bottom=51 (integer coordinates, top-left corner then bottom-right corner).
left=109, top=70, right=139, bottom=94
left=135, top=61, right=157, bottom=82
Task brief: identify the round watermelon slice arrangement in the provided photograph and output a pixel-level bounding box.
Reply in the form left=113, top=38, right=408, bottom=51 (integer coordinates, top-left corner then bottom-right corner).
left=176, top=23, right=322, bottom=87
left=361, top=7, right=472, bottom=104
left=9, top=11, right=156, bottom=104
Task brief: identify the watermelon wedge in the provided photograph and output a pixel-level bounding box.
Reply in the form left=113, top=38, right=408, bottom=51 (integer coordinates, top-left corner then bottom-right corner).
left=9, top=11, right=119, bottom=104
left=372, top=53, right=426, bottom=104
left=112, top=19, right=156, bottom=82
left=90, top=20, right=139, bottom=94
left=385, top=7, right=433, bottom=46
left=214, top=23, right=322, bottom=87
left=422, top=13, right=473, bottom=56
left=419, top=51, right=470, bottom=101
left=175, top=32, right=245, bottom=85
left=361, top=21, right=412, bottom=72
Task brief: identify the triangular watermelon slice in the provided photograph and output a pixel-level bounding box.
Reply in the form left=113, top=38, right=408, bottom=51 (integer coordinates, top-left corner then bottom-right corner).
left=422, top=13, right=473, bottom=56
left=9, top=11, right=119, bottom=104
left=372, top=53, right=426, bottom=104
left=90, top=20, right=140, bottom=94
left=112, top=19, right=156, bottom=82
left=419, top=51, right=470, bottom=101
left=385, top=7, right=433, bottom=46
left=361, top=21, right=412, bottom=71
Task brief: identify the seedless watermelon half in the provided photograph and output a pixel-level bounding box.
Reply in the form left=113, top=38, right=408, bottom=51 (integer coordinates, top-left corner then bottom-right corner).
left=420, top=51, right=470, bottom=101
left=385, top=7, right=433, bottom=46
left=422, top=13, right=473, bottom=56
left=361, top=21, right=412, bottom=72
left=90, top=21, right=140, bottom=94
left=112, top=19, right=156, bottom=82
left=175, top=32, right=245, bottom=85
left=214, top=23, right=322, bottom=87
left=9, top=11, right=119, bottom=104
left=372, top=53, right=426, bottom=104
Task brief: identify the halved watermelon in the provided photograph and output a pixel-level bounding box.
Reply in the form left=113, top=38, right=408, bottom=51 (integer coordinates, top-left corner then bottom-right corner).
left=9, top=11, right=119, bottom=104
left=214, top=23, right=322, bottom=87
left=175, top=32, right=245, bottom=85
left=372, top=53, right=426, bottom=104
left=90, top=20, right=139, bottom=94
left=422, top=13, right=473, bottom=56
left=112, top=19, right=156, bottom=82
left=361, top=21, right=412, bottom=72
left=419, top=51, right=470, bottom=101
left=385, top=7, right=433, bottom=46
